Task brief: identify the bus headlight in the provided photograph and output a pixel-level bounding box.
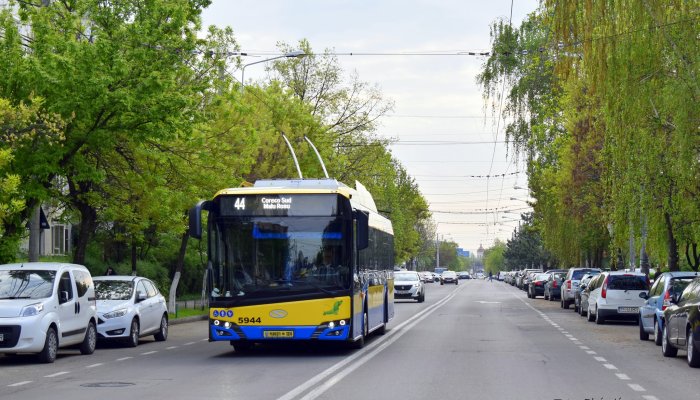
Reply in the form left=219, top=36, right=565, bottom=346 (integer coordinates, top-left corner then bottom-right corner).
left=224, top=321, right=232, bottom=329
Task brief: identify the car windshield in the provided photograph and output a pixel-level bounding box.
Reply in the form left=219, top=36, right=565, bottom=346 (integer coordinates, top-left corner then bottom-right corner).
left=95, top=280, right=134, bottom=300
left=607, top=275, right=647, bottom=290
left=395, top=272, right=419, bottom=281
left=0, top=270, right=55, bottom=299
left=536, top=273, right=549, bottom=280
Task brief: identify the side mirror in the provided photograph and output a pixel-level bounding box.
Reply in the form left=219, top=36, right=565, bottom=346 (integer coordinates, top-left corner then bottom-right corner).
left=580, top=284, right=587, bottom=290
left=136, top=292, right=147, bottom=302
left=670, top=292, right=680, bottom=304
left=188, top=200, right=211, bottom=239
left=639, top=292, right=648, bottom=300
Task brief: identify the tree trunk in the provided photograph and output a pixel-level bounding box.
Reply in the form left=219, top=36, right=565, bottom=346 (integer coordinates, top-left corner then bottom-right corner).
left=168, top=232, right=189, bottom=312
left=72, top=202, right=97, bottom=265
left=131, top=240, right=137, bottom=276
left=664, top=212, right=679, bottom=271
left=28, top=205, right=41, bottom=261
left=685, top=242, right=699, bottom=272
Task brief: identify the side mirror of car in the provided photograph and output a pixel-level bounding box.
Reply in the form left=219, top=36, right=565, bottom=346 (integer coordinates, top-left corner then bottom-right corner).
left=639, top=292, right=648, bottom=300
left=59, top=291, right=69, bottom=304
left=580, top=284, right=587, bottom=290
left=670, top=292, right=680, bottom=304
left=136, top=292, right=147, bottom=302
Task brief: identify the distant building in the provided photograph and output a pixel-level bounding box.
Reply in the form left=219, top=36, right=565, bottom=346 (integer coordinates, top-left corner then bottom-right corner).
left=477, top=244, right=485, bottom=259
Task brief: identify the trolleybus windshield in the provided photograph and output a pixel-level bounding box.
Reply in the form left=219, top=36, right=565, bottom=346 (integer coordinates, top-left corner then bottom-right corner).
left=209, top=215, right=351, bottom=300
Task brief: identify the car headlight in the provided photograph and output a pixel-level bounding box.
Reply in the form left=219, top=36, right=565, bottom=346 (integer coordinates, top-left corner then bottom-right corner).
left=21, top=302, right=44, bottom=317
left=103, top=308, right=128, bottom=319
left=413, top=283, right=420, bottom=288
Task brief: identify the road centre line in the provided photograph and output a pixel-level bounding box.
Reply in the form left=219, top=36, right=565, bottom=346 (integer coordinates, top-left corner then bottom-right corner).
left=615, top=373, right=630, bottom=380
left=85, top=363, right=103, bottom=369
left=116, top=357, right=133, bottom=361
left=141, top=351, right=157, bottom=355
left=594, top=356, right=607, bottom=362
left=8, top=381, right=32, bottom=387
left=277, top=285, right=466, bottom=400
left=44, top=371, right=69, bottom=378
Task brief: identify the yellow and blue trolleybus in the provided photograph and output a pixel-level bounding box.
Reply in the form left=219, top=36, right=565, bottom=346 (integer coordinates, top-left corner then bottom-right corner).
left=189, top=179, right=394, bottom=350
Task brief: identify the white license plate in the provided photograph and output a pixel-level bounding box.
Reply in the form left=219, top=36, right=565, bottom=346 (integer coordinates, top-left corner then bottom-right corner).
left=0, top=333, right=4, bottom=342
left=618, top=307, right=638, bottom=313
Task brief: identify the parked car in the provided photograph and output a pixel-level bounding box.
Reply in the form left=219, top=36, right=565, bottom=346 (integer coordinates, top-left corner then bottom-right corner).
left=0, top=262, right=97, bottom=363
left=661, top=276, right=700, bottom=367
left=586, top=271, right=648, bottom=324
left=544, top=270, right=568, bottom=301
left=639, top=271, right=697, bottom=345
left=440, top=270, right=459, bottom=285
left=519, top=269, right=543, bottom=291
left=94, top=276, right=169, bottom=347
left=575, top=272, right=601, bottom=314
left=528, top=273, right=551, bottom=299
left=393, top=271, right=425, bottom=302
left=561, top=268, right=602, bottom=309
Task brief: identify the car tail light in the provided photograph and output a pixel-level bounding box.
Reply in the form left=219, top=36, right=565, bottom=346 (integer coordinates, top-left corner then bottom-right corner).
left=601, top=276, right=609, bottom=299
left=662, top=290, right=671, bottom=311
left=566, top=280, right=571, bottom=290
left=553, top=280, right=558, bottom=288
left=536, top=281, right=542, bottom=286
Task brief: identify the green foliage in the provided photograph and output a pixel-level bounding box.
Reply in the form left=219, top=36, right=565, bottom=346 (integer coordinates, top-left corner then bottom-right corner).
left=484, top=240, right=507, bottom=274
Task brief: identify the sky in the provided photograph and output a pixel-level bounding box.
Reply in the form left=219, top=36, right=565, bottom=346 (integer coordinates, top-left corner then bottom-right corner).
left=200, top=0, right=540, bottom=255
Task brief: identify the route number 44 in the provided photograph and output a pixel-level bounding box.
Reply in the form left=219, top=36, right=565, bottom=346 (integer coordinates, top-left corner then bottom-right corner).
left=234, top=197, right=246, bottom=210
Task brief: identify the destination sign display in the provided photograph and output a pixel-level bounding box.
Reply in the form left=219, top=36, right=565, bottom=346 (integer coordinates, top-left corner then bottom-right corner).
left=218, top=194, right=340, bottom=217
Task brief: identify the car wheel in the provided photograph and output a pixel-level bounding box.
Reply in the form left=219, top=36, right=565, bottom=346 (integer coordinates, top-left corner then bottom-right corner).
left=562, top=299, right=569, bottom=309
left=595, top=307, right=604, bottom=324
left=639, top=317, right=649, bottom=341
left=687, top=327, right=700, bottom=368
left=38, top=327, right=58, bottom=364
left=127, top=319, right=140, bottom=348
left=654, top=319, right=663, bottom=346
left=418, top=291, right=425, bottom=303
left=662, top=324, right=677, bottom=357
left=587, top=306, right=594, bottom=322
left=154, top=314, right=168, bottom=341
left=80, top=321, right=97, bottom=355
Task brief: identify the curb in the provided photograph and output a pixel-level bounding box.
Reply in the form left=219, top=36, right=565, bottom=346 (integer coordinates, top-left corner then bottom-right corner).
left=169, top=315, right=208, bottom=325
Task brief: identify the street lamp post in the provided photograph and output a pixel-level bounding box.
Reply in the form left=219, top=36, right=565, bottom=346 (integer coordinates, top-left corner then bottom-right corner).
left=241, top=50, right=305, bottom=88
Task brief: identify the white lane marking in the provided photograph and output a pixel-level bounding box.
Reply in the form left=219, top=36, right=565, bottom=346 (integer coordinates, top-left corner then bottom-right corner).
left=579, top=346, right=590, bottom=350
left=86, top=363, right=103, bottom=369
left=166, top=346, right=178, bottom=350
left=116, top=357, right=133, bottom=361
left=45, top=371, right=69, bottom=378
left=586, top=350, right=597, bottom=354
left=642, top=396, right=659, bottom=400
left=8, top=381, right=32, bottom=387
left=564, top=334, right=573, bottom=338
left=603, top=364, right=618, bottom=370
left=141, top=351, right=157, bottom=355
left=615, top=373, right=630, bottom=380
left=572, top=341, right=582, bottom=345
left=628, top=384, right=646, bottom=392
left=594, top=356, right=607, bottom=362
left=277, top=285, right=465, bottom=400
left=201, top=338, right=208, bottom=341
left=184, top=342, right=196, bottom=346
left=568, top=337, right=578, bottom=341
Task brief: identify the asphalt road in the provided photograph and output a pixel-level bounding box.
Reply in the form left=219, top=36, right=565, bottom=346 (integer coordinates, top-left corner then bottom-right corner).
left=1, top=279, right=697, bottom=400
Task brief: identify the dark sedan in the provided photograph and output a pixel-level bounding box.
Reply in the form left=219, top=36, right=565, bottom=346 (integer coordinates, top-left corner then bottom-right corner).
left=661, top=276, right=700, bottom=367
left=544, top=271, right=567, bottom=301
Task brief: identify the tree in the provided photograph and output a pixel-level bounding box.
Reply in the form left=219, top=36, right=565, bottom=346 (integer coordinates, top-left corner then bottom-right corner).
left=484, top=240, right=507, bottom=275
left=0, top=0, right=230, bottom=265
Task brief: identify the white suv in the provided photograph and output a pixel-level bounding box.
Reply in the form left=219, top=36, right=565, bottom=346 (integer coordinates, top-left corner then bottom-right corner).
left=586, top=271, right=649, bottom=324
left=0, top=262, right=97, bottom=363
